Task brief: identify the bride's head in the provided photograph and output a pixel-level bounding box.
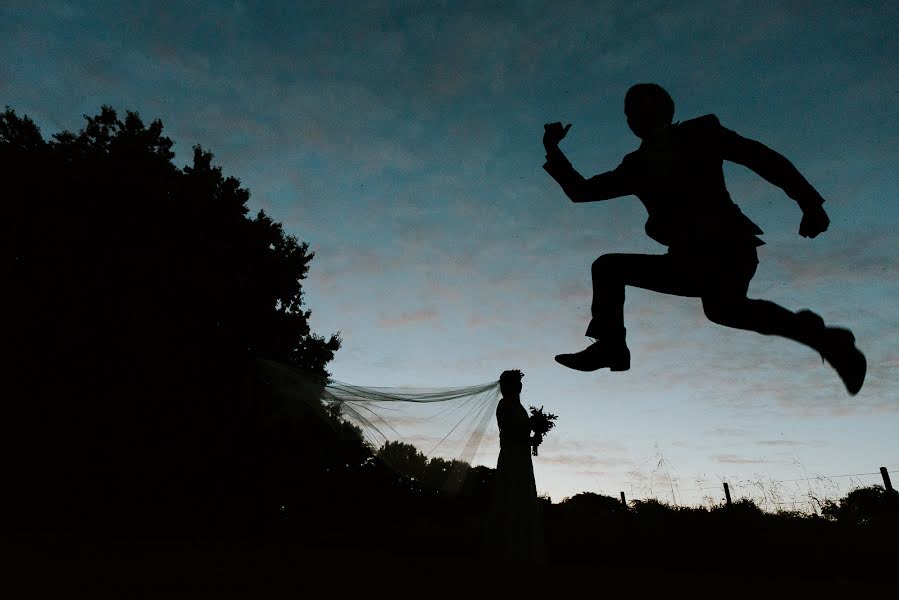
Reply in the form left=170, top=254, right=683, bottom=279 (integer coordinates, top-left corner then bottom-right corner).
left=499, top=369, right=523, bottom=398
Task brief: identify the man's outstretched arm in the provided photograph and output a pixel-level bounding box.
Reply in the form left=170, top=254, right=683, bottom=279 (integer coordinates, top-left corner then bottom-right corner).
left=542, top=122, right=633, bottom=203
left=716, top=118, right=830, bottom=238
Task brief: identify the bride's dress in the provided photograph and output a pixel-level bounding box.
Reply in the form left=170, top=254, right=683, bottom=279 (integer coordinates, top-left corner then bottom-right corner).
left=483, top=396, right=546, bottom=565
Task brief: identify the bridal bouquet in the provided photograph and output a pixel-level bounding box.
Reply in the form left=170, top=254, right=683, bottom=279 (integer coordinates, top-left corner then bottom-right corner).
left=528, top=405, right=558, bottom=457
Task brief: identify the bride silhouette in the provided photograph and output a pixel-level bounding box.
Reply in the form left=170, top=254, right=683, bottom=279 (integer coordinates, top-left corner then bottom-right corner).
left=482, top=370, right=547, bottom=567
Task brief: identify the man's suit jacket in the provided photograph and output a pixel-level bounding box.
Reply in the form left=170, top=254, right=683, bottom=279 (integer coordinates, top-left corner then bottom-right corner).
left=543, top=114, right=825, bottom=250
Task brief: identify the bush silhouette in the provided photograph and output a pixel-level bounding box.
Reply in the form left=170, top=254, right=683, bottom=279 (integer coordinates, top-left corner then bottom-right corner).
left=823, top=485, right=899, bottom=527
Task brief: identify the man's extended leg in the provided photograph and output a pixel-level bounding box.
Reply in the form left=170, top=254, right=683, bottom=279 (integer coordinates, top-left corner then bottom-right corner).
left=701, top=295, right=867, bottom=395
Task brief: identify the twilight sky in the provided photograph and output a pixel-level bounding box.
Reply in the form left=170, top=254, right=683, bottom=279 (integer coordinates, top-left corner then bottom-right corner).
left=4, top=0, right=896, bottom=507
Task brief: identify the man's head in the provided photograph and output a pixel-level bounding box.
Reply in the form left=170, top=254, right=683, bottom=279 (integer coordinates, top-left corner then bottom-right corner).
left=625, top=83, right=675, bottom=140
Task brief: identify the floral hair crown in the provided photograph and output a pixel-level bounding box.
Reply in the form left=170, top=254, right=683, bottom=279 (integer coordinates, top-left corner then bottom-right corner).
left=499, top=369, right=523, bottom=384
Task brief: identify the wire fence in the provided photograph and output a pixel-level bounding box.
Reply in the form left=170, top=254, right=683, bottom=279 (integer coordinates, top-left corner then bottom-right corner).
left=617, top=466, right=896, bottom=514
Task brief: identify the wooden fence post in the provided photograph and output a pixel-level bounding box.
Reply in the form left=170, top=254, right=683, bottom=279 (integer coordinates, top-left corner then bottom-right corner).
left=723, top=482, right=732, bottom=506
left=881, top=467, right=894, bottom=493
left=620, top=491, right=626, bottom=508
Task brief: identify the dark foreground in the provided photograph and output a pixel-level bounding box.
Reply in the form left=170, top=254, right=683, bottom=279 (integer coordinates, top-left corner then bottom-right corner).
left=5, top=486, right=897, bottom=599
left=2, top=524, right=893, bottom=600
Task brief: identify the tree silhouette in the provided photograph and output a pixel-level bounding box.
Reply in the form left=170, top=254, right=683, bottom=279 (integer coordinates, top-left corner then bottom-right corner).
left=0, top=106, right=340, bottom=532
left=378, top=440, right=429, bottom=482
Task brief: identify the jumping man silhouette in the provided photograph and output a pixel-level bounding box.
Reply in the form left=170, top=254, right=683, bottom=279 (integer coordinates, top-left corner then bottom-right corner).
left=544, top=83, right=866, bottom=395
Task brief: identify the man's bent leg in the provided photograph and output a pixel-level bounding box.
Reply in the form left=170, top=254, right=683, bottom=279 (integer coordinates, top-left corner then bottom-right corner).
left=586, top=252, right=706, bottom=338
left=557, top=253, right=703, bottom=372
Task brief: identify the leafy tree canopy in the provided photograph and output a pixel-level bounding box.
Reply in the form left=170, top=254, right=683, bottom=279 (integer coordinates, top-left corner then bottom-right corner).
left=2, top=106, right=339, bottom=381
left=0, top=106, right=341, bottom=528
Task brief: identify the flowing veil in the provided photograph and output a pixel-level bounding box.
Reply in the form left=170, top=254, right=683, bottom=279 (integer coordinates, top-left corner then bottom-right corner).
left=256, top=358, right=503, bottom=493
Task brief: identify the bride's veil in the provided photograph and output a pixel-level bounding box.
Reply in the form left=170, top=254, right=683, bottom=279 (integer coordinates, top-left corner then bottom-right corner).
left=255, top=358, right=502, bottom=493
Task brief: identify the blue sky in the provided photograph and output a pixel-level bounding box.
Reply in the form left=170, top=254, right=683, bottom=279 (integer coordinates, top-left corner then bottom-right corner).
left=4, top=0, right=896, bottom=507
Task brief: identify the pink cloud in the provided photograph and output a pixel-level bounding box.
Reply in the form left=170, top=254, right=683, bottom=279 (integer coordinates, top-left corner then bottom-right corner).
left=713, top=454, right=769, bottom=465
left=378, top=307, right=440, bottom=328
